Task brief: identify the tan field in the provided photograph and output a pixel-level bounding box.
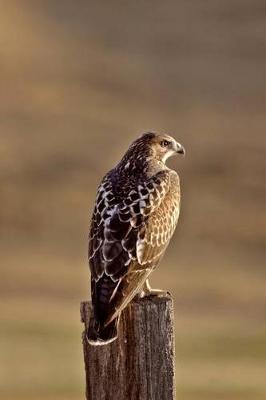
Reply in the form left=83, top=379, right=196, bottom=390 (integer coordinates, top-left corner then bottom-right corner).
left=1, top=2, right=266, bottom=399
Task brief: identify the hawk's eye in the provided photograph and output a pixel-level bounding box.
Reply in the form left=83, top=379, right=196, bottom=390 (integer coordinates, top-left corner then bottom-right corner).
left=160, top=140, right=170, bottom=147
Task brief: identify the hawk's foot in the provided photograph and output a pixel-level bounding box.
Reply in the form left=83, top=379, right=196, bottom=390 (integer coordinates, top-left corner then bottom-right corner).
left=138, top=279, right=170, bottom=298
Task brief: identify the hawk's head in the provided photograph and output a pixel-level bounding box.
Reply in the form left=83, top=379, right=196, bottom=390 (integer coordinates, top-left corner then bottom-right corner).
left=132, top=132, right=185, bottom=164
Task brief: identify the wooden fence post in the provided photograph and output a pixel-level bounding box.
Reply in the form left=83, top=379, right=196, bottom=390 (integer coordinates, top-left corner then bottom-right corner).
left=80, top=295, right=176, bottom=400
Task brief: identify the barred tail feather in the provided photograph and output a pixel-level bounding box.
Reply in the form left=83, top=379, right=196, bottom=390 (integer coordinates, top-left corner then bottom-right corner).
left=86, top=317, right=118, bottom=346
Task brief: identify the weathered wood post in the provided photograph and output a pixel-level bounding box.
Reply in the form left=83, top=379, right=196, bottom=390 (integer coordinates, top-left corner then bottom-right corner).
left=81, top=294, right=175, bottom=400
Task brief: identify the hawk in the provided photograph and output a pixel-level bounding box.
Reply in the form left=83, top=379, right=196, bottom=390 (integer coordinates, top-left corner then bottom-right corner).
left=87, top=132, right=185, bottom=345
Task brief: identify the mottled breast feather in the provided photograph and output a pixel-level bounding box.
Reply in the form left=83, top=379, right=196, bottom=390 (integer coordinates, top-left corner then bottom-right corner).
left=89, top=166, right=180, bottom=325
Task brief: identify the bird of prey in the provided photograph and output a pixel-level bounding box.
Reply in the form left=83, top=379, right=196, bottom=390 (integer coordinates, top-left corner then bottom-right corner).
left=87, top=132, right=185, bottom=345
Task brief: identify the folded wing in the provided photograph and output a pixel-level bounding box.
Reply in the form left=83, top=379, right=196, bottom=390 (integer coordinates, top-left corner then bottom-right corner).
left=89, top=169, right=180, bottom=326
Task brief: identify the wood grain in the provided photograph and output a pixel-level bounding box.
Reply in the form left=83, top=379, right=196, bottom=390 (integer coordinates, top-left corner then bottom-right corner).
left=81, top=295, right=175, bottom=400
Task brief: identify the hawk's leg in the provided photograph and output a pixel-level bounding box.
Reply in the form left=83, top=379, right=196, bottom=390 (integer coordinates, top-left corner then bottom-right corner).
left=138, top=279, right=169, bottom=298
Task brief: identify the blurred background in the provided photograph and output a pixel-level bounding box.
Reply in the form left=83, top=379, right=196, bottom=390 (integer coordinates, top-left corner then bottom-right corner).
left=1, top=1, right=266, bottom=399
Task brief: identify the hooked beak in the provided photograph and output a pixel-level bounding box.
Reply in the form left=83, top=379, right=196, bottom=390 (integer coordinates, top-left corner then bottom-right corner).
left=175, top=142, right=185, bottom=156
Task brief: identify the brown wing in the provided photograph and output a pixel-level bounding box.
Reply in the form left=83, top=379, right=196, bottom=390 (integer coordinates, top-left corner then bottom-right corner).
left=89, top=170, right=179, bottom=326
left=105, top=171, right=180, bottom=324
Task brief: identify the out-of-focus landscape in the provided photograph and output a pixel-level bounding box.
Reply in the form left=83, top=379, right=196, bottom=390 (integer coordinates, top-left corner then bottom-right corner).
left=1, top=1, right=266, bottom=399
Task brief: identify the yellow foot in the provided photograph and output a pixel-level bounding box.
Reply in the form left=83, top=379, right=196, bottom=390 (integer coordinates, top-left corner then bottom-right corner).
left=138, top=280, right=170, bottom=298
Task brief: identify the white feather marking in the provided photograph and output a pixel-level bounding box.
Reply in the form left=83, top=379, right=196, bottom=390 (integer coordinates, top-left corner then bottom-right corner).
left=89, top=239, right=103, bottom=259
left=86, top=335, right=117, bottom=346
left=104, top=268, right=120, bottom=282
left=136, top=242, right=145, bottom=262
left=109, top=278, right=122, bottom=302
left=139, top=200, right=146, bottom=209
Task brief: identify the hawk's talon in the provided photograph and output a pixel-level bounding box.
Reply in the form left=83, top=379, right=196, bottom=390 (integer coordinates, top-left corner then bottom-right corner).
left=137, top=279, right=170, bottom=298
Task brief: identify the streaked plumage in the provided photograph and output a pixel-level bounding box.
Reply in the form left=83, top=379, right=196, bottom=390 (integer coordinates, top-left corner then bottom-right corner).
left=87, top=132, right=185, bottom=345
